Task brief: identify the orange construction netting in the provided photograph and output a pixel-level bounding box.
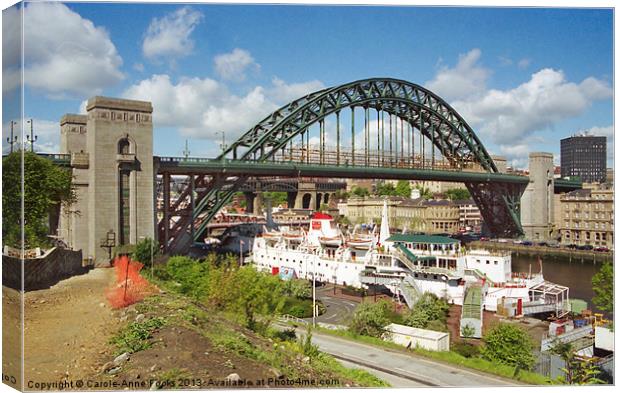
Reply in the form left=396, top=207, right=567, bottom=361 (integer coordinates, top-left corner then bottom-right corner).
left=106, top=255, right=151, bottom=309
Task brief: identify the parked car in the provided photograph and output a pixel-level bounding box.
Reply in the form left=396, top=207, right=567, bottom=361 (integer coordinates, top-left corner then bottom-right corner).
left=594, top=246, right=610, bottom=252
left=498, top=238, right=509, bottom=243
left=480, top=236, right=489, bottom=241
left=513, top=239, right=523, bottom=244
left=537, top=242, right=548, bottom=247
left=522, top=241, right=533, bottom=246
left=577, top=245, right=594, bottom=251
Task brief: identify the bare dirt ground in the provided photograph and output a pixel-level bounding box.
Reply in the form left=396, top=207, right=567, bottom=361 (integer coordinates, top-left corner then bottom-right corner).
left=446, top=304, right=549, bottom=348
left=3, top=268, right=122, bottom=389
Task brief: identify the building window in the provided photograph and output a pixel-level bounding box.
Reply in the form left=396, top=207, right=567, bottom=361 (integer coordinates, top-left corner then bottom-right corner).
left=119, top=169, right=131, bottom=245
left=118, top=138, right=130, bottom=154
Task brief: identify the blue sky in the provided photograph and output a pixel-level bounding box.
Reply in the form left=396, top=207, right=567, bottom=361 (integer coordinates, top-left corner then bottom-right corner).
left=2, top=2, right=614, bottom=167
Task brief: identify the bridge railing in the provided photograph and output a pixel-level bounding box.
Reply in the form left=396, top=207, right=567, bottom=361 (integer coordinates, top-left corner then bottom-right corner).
left=156, top=148, right=526, bottom=175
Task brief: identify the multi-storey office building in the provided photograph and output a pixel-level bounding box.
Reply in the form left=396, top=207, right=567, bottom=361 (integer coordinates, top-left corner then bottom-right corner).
left=560, top=135, right=607, bottom=183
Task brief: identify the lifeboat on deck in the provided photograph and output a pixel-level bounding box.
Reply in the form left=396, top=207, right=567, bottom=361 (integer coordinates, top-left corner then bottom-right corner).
left=262, top=227, right=281, bottom=242
left=282, top=231, right=304, bottom=243
left=319, top=236, right=342, bottom=247
left=347, top=236, right=373, bottom=249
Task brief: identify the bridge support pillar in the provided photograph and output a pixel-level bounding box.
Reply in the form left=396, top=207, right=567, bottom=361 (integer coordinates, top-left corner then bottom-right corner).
left=520, top=152, right=555, bottom=241
left=287, top=192, right=297, bottom=209
left=244, top=192, right=255, bottom=214
left=255, top=192, right=264, bottom=215
left=466, top=181, right=526, bottom=238
left=162, top=172, right=171, bottom=251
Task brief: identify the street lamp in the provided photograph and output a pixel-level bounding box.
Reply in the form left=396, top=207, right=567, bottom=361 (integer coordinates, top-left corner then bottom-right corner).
left=26, top=119, right=37, bottom=152
left=6, top=120, right=18, bottom=153
left=216, top=131, right=227, bottom=155
left=312, top=252, right=317, bottom=328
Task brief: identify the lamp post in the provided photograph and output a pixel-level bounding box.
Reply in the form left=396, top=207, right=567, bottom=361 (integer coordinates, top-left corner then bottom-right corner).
left=312, top=253, right=316, bottom=328
left=6, top=120, right=18, bottom=153
left=182, top=139, right=190, bottom=159
left=26, top=119, right=37, bottom=152
left=216, top=131, right=227, bottom=156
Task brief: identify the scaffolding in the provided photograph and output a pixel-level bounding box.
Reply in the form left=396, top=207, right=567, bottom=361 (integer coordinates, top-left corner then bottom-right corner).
left=524, top=280, right=570, bottom=317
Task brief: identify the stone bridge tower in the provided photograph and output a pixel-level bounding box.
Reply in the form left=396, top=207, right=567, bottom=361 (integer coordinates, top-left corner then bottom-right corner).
left=520, top=152, right=555, bottom=241
left=59, top=97, right=154, bottom=264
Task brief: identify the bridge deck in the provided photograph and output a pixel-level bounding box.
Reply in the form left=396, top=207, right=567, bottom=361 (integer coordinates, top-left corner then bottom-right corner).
left=155, top=157, right=530, bottom=184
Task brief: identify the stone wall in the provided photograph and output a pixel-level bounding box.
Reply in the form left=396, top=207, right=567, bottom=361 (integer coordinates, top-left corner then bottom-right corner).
left=2, top=248, right=89, bottom=291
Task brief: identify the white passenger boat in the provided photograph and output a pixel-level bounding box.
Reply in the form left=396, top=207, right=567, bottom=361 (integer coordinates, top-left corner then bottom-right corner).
left=251, top=201, right=570, bottom=316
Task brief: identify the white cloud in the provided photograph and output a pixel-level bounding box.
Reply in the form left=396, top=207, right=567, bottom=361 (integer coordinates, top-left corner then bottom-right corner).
left=423, top=49, right=612, bottom=167
left=214, top=49, right=259, bottom=81
left=142, top=7, right=203, bottom=60
left=452, top=68, right=612, bottom=147
left=122, top=75, right=324, bottom=140
left=133, top=63, right=145, bottom=72
left=517, top=58, right=531, bottom=69
left=268, top=77, right=325, bottom=103
left=425, top=48, right=490, bottom=101
left=581, top=125, right=614, bottom=165
left=2, top=2, right=124, bottom=96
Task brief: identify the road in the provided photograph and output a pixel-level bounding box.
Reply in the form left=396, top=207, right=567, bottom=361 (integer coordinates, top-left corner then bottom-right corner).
left=305, top=330, right=519, bottom=387
left=305, top=285, right=359, bottom=325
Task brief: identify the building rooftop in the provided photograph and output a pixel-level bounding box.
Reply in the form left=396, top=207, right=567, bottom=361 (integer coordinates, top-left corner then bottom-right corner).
left=384, top=323, right=449, bottom=340
left=387, top=234, right=459, bottom=244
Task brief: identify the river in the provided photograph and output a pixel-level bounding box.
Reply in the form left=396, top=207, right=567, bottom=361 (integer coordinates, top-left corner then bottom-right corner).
left=511, top=253, right=608, bottom=312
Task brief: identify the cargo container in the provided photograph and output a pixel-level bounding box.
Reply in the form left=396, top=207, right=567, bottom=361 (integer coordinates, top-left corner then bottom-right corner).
left=384, top=323, right=450, bottom=351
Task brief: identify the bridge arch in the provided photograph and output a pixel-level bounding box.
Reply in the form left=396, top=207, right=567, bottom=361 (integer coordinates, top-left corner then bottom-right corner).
left=222, top=78, right=497, bottom=172
left=157, top=78, right=527, bottom=251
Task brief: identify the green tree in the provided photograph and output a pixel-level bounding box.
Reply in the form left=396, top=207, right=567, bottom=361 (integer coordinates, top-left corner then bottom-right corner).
left=592, top=262, right=613, bottom=314
left=2, top=151, right=75, bottom=247
left=395, top=180, right=411, bottom=198
left=263, top=191, right=288, bottom=207
left=403, top=292, right=450, bottom=330
left=480, top=323, right=536, bottom=370
left=219, top=265, right=285, bottom=330
left=132, top=237, right=159, bottom=267
left=283, top=279, right=312, bottom=299
left=444, top=188, right=471, bottom=201
left=351, top=186, right=370, bottom=198
left=376, top=182, right=396, bottom=196
left=414, top=186, right=433, bottom=200
left=333, top=189, right=350, bottom=200
left=349, top=300, right=392, bottom=337
left=551, top=341, right=605, bottom=385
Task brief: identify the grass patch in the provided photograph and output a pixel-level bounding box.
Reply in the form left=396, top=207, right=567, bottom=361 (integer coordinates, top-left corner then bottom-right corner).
left=155, top=368, right=192, bottom=388
left=315, top=325, right=554, bottom=385
left=110, top=317, right=166, bottom=355
left=141, top=260, right=389, bottom=387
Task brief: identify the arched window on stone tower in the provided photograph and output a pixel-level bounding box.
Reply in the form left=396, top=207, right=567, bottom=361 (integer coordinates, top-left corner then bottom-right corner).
left=118, top=137, right=130, bottom=154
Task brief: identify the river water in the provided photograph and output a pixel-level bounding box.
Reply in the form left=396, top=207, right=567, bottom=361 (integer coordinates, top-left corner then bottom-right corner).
left=511, top=253, right=607, bottom=311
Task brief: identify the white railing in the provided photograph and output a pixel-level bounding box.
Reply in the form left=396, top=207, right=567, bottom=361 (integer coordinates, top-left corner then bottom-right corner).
left=541, top=325, right=594, bottom=352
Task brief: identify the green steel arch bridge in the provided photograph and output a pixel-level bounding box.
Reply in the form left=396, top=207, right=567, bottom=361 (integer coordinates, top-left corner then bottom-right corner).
left=31, top=78, right=582, bottom=253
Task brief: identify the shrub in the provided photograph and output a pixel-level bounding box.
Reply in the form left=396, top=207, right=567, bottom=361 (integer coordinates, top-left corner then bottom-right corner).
left=481, top=323, right=536, bottom=370
left=283, top=279, right=312, bottom=299
left=452, top=342, right=480, bottom=358
left=132, top=237, right=159, bottom=266
left=403, top=292, right=450, bottom=330
left=349, top=300, right=392, bottom=338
